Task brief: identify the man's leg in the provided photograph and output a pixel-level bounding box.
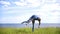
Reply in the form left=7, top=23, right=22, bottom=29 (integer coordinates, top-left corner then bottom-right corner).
left=32, top=20, right=35, bottom=32
left=38, top=18, right=41, bottom=28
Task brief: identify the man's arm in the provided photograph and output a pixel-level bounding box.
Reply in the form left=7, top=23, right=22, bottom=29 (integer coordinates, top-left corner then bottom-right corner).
left=21, top=21, right=27, bottom=24
left=21, top=20, right=31, bottom=24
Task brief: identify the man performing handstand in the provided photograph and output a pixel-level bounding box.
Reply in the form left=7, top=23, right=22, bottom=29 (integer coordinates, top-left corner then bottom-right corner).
left=21, top=15, right=41, bottom=28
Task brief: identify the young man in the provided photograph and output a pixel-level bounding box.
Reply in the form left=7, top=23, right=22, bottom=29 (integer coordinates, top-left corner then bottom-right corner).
left=21, top=15, right=41, bottom=28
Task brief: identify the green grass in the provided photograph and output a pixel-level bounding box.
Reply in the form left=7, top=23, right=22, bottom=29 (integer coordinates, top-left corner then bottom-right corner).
left=0, top=27, right=60, bottom=34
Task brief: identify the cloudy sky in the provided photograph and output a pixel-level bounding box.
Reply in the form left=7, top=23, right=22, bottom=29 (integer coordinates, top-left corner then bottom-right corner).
left=0, top=0, right=60, bottom=23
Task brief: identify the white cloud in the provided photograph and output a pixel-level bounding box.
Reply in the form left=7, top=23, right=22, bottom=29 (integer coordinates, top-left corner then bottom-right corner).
left=45, top=0, right=56, bottom=3
left=0, top=13, right=33, bottom=23
left=26, top=0, right=41, bottom=7
left=1, top=16, right=21, bottom=23
left=33, top=11, right=60, bottom=23
left=41, top=3, right=59, bottom=11
left=14, top=2, right=27, bottom=6
left=29, top=2, right=60, bottom=23
left=56, top=0, right=60, bottom=5
left=1, top=0, right=60, bottom=23
left=0, top=1, right=11, bottom=7
left=14, top=0, right=42, bottom=7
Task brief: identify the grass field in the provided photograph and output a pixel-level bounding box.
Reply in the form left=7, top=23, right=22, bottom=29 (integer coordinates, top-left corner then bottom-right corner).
left=0, top=27, right=60, bottom=34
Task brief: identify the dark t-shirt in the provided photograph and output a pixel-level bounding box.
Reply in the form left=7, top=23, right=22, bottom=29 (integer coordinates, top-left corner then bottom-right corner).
left=30, top=15, right=39, bottom=20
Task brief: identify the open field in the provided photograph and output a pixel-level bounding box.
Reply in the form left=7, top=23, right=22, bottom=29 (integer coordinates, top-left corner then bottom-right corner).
left=0, top=27, right=60, bottom=34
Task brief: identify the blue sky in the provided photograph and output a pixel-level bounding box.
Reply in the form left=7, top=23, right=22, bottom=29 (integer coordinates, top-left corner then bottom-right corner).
left=0, top=0, right=60, bottom=23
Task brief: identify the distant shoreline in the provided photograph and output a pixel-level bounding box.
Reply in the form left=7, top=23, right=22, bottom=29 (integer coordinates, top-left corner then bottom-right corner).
left=0, top=23, right=60, bottom=28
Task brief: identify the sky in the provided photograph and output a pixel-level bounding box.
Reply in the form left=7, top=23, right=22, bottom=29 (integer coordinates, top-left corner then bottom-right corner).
left=0, top=0, right=60, bottom=23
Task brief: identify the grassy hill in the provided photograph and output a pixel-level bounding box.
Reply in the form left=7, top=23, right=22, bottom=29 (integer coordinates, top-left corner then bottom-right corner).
left=0, top=27, right=60, bottom=34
